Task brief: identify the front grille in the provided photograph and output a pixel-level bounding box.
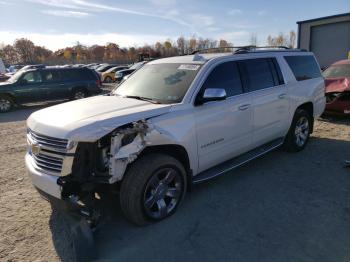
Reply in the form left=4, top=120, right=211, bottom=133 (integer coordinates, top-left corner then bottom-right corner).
left=32, top=152, right=63, bottom=173
left=27, top=129, right=72, bottom=175
left=28, top=129, right=68, bottom=151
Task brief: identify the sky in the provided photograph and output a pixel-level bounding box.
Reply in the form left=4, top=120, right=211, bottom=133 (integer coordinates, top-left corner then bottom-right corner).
left=0, top=0, right=349, bottom=51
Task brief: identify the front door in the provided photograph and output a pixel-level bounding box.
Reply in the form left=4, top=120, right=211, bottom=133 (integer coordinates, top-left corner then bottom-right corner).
left=194, top=61, right=253, bottom=173
left=14, top=71, right=44, bottom=103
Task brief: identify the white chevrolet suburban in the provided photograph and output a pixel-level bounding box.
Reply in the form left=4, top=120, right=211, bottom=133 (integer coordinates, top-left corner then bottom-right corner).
left=26, top=47, right=326, bottom=225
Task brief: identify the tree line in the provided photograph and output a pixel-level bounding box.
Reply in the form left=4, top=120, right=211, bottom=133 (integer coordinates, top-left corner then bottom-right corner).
left=0, top=31, right=296, bottom=66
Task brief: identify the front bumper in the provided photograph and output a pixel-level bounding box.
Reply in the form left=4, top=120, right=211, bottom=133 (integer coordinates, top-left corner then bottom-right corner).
left=25, top=153, right=62, bottom=199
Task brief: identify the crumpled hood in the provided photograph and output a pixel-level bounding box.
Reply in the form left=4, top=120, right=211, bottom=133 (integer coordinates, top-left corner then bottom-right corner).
left=27, top=95, right=172, bottom=141
left=325, top=78, right=350, bottom=93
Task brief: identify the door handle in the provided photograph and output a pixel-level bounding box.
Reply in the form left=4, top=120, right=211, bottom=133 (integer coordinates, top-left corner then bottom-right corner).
left=278, top=93, right=287, bottom=99
left=239, top=104, right=250, bottom=111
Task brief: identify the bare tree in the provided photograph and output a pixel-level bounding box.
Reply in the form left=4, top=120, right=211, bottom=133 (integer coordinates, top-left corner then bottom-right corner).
left=14, top=38, right=36, bottom=63
left=289, top=30, right=296, bottom=48
left=177, top=36, right=185, bottom=55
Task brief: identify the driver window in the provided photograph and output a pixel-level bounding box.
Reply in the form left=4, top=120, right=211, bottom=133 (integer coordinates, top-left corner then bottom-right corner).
left=202, top=61, right=243, bottom=97
left=22, top=71, right=42, bottom=84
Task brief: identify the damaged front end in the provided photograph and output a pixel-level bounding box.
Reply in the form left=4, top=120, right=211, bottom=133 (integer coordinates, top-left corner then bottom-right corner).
left=325, top=91, right=350, bottom=115
left=58, top=120, right=152, bottom=202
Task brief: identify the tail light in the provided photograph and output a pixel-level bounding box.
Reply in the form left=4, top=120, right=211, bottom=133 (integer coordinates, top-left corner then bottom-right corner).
left=96, top=79, right=101, bottom=87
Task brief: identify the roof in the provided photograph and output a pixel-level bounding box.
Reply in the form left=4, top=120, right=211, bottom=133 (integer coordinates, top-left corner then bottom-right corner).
left=297, top=12, right=350, bottom=24
left=149, top=49, right=308, bottom=65
left=149, top=53, right=230, bottom=65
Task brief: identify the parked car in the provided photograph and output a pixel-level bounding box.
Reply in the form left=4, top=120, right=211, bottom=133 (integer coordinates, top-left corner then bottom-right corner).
left=26, top=48, right=325, bottom=226
left=7, top=64, right=24, bottom=74
left=323, top=59, right=350, bottom=115
left=0, top=72, right=10, bottom=82
left=115, top=61, right=146, bottom=82
left=0, top=67, right=102, bottom=112
left=101, top=66, right=129, bottom=83
left=95, top=64, right=118, bottom=73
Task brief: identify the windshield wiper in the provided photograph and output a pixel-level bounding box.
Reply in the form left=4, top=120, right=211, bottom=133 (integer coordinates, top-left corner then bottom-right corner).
left=123, top=95, right=161, bottom=104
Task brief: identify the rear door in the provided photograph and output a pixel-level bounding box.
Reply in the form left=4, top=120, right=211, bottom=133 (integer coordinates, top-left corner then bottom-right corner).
left=195, top=61, right=253, bottom=172
left=239, top=58, right=289, bottom=148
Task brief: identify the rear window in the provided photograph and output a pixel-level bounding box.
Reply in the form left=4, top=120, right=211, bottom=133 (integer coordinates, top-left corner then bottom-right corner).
left=284, top=55, right=321, bottom=81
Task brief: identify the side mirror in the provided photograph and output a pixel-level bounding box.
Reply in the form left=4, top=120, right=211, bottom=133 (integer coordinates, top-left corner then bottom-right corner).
left=197, top=88, right=227, bottom=105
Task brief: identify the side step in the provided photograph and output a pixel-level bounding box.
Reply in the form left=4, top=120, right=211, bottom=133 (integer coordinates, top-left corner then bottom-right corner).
left=192, top=138, right=284, bottom=184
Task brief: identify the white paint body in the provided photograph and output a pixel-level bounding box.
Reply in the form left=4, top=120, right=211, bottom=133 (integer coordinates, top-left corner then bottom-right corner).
left=26, top=51, right=326, bottom=199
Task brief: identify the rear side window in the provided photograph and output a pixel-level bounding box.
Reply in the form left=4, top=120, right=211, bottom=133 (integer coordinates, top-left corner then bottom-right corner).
left=202, top=61, right=243, bottom=97
left=284, top=55, right=321, bottom=81
left=61, top=69, right=93, bottom=81
left=239, top=58, right=276, bottom=91
left=41, top=70, right=60, bottom=82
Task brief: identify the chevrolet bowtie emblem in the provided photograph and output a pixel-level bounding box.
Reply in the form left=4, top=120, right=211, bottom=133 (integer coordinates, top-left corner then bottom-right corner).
left=31, top=143, right=40, bottom=156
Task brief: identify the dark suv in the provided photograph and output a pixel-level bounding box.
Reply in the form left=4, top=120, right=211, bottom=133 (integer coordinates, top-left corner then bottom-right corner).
left=0, top=67, right=102, bottom=112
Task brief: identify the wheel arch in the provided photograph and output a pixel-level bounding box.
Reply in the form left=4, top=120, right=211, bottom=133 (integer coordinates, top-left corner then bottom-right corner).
left=139, top=144, right=193, bottom=185
left=296, top=102, right=314, bottom=133
left=0, top=92, right=16, bottom=103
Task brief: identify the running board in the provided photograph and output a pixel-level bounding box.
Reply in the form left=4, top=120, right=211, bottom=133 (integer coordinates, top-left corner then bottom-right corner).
left=192, top=138, right=284, bottom=184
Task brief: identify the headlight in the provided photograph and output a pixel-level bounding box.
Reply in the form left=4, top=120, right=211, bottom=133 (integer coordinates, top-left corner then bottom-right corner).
left=116, top=72, right=122, bottom=78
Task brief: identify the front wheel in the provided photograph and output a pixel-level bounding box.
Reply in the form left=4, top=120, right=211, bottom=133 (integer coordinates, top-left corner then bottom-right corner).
left=283, top=109, right=312, bottom=152
left=120, top=154, right=187, bottom=226
left=0, top=95, right=14, bottom=113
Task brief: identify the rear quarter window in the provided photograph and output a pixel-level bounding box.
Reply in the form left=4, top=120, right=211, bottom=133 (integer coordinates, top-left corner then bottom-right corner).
left=62, top=69, right=94, bottom=81
left=284, top=55, right=321, bottom=81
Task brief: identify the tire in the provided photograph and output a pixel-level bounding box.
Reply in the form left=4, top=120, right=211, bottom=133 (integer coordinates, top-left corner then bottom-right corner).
left=0, top=95, right=14, bottom=113
left=71, top=88, right=88, bottom=100
left=120, top=153, right=187, bottom=226
left=104, top=76, right=113, bottom=83
left=283, top=109, right=312, bottom=152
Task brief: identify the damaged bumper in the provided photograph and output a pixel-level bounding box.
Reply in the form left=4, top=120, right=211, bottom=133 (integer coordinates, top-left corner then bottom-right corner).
left=325, top=92, right=350, bottom=115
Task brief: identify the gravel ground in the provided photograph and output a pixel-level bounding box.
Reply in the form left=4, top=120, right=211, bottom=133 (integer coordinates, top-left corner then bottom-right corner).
left=0, top=104, right=349, bottom=262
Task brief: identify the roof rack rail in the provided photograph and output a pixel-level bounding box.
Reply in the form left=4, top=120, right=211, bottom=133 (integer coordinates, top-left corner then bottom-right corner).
left=191, top=45, right=305, bottom=55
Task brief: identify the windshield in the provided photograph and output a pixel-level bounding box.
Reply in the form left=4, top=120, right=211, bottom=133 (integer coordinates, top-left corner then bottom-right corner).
left=105, top=67, right=118, bottom=73
left=323, top=64, right=350, bottom=78
left=114, top=63, right=201, bottom=104
left=7, top=70, right=24, bottom=83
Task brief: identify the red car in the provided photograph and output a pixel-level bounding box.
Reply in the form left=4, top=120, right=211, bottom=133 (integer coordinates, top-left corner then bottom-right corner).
left=323, top=60, right=350, bottom=115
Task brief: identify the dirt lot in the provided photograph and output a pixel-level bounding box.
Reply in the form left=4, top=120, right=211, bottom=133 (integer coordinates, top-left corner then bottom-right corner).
left=0, top=104, right=350, bottom=262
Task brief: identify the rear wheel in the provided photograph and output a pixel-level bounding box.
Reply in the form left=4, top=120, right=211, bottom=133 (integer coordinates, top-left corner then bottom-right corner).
left=0, top=95, right=14, bottom=113
left=104, top=76, right=113, bottom=83
left=283, top=109, right=312, bottom=152
left=120, top=153, right=187, bottom=226
left=72, top=89, right=88, bottom=100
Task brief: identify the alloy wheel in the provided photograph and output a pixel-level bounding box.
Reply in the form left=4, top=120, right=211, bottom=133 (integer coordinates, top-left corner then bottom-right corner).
left=294, top=116, right=309, bottom=147
left=74, top=91, right=86, bottom=99
left=143, top=167, right=183, bottom=220
left=0, top=98, right=11, bottom=112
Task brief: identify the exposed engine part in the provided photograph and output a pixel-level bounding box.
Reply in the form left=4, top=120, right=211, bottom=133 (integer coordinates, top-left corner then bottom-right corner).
left=108, top=120, right=150, bottom=183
